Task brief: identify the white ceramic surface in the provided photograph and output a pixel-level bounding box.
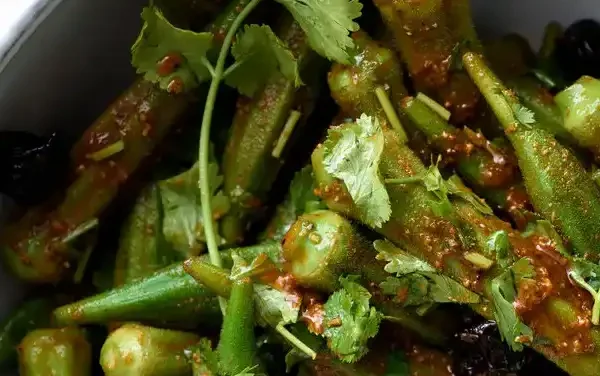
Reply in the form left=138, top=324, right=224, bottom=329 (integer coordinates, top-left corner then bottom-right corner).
left=0, top=0, right=596, bottom=372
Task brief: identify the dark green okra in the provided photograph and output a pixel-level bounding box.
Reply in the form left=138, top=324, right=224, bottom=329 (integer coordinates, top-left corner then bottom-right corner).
left=18, top=327, right=91, bottom=376
left=100, top=323, right=199, bottom=376
left=401, top=96, right=532, bottom=223
left=52, top=243, right=281, bottom=328
left=0, top=298, right=55, bottom=370
left=555, top=76, right=600, bottom=159
left=311, top=117, right=600, bottom=375
left=217, top=276, right=261, bottom=375
left=221, top=13, right=323, bottom=244
left=372, top=0, right=482, bottom=122
left=0, top=0, right=254, bottom=284
left=483, top=34, right=536, bottom=81
left=282, top=210, right=455, bottom=346
left=463, top=52, right=600, bottom=259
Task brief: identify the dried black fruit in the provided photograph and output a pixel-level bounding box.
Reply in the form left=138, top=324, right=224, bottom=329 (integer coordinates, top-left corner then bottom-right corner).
left=0, top=131, right=69, bottom=205
left=555, top=19, right=600, bottom=81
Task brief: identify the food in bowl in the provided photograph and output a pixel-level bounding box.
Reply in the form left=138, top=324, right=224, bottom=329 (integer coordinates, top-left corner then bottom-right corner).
left=0, top=0, right=599, bottom=375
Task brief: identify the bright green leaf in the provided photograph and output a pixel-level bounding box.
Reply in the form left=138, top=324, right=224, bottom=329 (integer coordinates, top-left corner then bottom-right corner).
left=323, top=276, right=382, bottom=363
left=274, top=0, right=363, bottom=64
left=158, top=161, right=230, bottom=256
left=131, top=6, right=213, bottom=92
left=568, top=258, right=600, bottom=325
left=323, top=114, right=391, bottom=228
left=185, top=338, right=219, bottom=375
left=254, top=284, right=301, bottom=328
left=225, top=24, right=301, bottom=96
left=486, top=230, right=513, bottom=268
left=375, top=240, right=480, bottom=306
left=490, top=258, right=535, bottom=351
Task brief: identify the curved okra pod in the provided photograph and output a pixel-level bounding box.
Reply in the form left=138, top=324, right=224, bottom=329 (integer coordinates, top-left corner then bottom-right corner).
left=217, top=274, right=261, bottom=375
left=372, top=0, right=482, bottom=122
left=52, top=243, right=281, bottom=328
left=0, top=298, right=56, bottom=370
left=0, top=0, right=257, bottom=284
left=221, top=13, right=323, bottom=244
left=401, top=96, right=532, bottom=224
left=261, top=165, right=325, bottom=241
left=311, top=116, right=600, bottom=375
left=463, top=52, right=600, bottom=259
left=114, top=185, right=178, bottom=287
left=18, top=327, right=91, bottom=376
left=100, top=323, right=199, bottom=376
left=282, top=210, right=456, bottom=346
left=555, top=76, right=600, bottom=159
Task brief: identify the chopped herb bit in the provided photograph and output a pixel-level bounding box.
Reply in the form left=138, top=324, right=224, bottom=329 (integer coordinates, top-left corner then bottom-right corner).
left=323, top=276, right=382, bottom=363
left=323, top=114, right=391, bottom=228
left=86, top=140, right=125, bottom=162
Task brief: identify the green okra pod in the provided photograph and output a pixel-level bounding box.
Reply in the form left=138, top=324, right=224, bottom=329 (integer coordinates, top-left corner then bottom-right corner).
left=0, top=0, right=255, bottom=284
left=217, top=276, right=261, bottom=375
left=401, top=96, right=532, bottom=224
left=555, top=76, right=600, bottom=159
left=100, top=323, right=199, bottom=376
left=372, top=0, right=482, bottom=122
left=483, top=34, right=536, bottom=81
left=311, top=116, right=600, bottom=375
left=282, top=210, right=455, bottom=346
left=0, top=297, right=56, bottom=370
left=463, top=52, right=600, bottom=259
left=18, top=327, right=91, bottom=376
left=53, top=243, right=281, bottom=328
left=221, top=13, right=323, bottom=244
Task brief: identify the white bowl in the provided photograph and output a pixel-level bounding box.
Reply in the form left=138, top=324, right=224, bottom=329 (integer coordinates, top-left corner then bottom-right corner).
left=0, top=0, right=596, bottom=373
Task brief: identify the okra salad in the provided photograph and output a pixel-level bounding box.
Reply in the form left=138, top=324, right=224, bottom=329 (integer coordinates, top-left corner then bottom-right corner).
left=4, top=0, right=600, bottom=375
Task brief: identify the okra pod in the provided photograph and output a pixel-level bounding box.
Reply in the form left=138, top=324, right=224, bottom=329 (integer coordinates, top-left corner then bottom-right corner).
left=217, top=276, right=260, bottom=375
left=555, top=76, right=600, bottom=159
left=220, top=13, right=323, bottom=244
left=372, top=0, right=482, bottom=122
left=18, top=327, right=91, bottom=376
left=0, top=298, right=55, bottom=370
left=53, top=243, right=281, bottom=328
left=401, top=96, right=532, bottom=224
left=311, top=118, right=600, bottom=375
left=100, top=323, right=199, bottom=376
left=463, top=52, right=600, bottom=259
left=282, top=210, right=454, bottom=346
left=483, top=34, right=536, bottom=81
left=0, top=0, right=255, bottom=284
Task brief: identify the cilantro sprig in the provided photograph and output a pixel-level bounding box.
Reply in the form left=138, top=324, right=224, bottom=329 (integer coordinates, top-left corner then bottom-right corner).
left=322, top=276, right=382, bottom=363
left=374, top=240, right=481, bottom=307
left=568, top=259, right=600, bottom=325
left=489, top=258, right=535, bottom=351
left=322, top=114, right=392, bottom=228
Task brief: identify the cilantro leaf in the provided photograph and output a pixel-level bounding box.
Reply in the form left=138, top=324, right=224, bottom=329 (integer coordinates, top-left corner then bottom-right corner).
left=274, top=0, right=362, bottom=64
left=254, top=284, right=301, bottom=328
left=490, top=258, right=535, bottom=351
left=568, top=258, right=600, bottom=325
left=486, top=230, right=513, bottom=268
left=511, top=103, right=536, bottom=126
left=323, top=114, right=391, bottom=228
left=323, top=276, right=382, bottom=363
left=446, top=175, right=493, bottom=215
left=158, top=161, right=230, bottom=256
left=230, top=252, right=279, bottom=281
left=225, top=24, right=301, bottom=97
left=185, top=338, right=219, bottom=376
left=384, top=350, right=410, bottom=376
left=375, top=240, right=481, bottom=306
left=131, top=6, right=213, bottom=92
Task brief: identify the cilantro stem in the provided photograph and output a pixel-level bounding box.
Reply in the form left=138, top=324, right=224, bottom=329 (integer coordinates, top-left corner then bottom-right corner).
left=61, top=218, right=99, bottom=244
left=374, top=86, right=407, bottom=143
left=415, top=92, right=451, bottom=121
left=275, top=323, right=317, bottom=359
left=385, top=177, right=422, bottom=185
left=593, top=295, right=600, bottom=325
left=222, top=59, right=245, bottom=78
left=201, top=56, right=216, bottom=78
left=272, top=110, right=302, bottom=158
left=198, top=0, right=263, bottom=315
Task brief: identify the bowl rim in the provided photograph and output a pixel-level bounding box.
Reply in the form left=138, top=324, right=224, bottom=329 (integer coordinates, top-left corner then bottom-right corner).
left=0, top=0, right=64, bottom=76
